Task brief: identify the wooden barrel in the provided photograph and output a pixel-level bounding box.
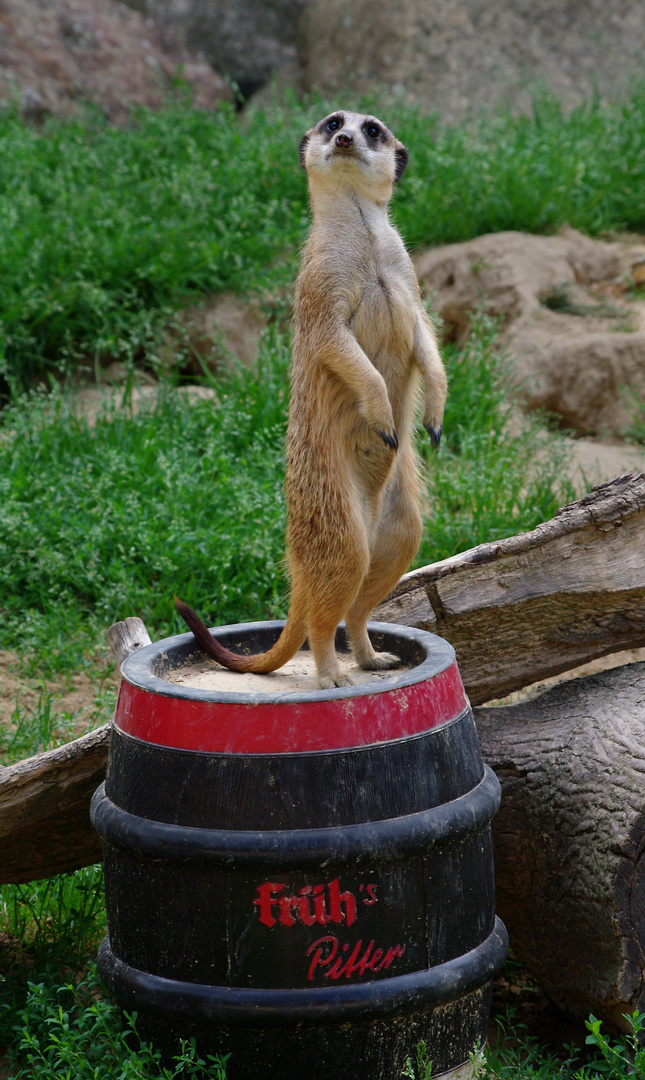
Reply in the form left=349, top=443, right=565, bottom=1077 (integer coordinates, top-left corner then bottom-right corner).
left=91, top=620, right=507, bottom=1079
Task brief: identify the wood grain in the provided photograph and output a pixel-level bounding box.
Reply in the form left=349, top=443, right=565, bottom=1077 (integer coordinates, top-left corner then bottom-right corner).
left=0, top=724, right=110, bottom=882
left=476, top=661, right=645, bottom=1029
left=376, top=472, right=645, bottom=703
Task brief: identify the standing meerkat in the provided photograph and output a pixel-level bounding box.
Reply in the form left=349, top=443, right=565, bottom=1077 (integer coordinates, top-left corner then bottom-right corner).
left=176, top=110, right=447, bottom=689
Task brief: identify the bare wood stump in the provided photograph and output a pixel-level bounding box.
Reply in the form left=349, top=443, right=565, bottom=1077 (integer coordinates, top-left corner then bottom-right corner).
left=376, top=472, right=645, bottom=704
left=475, top=661, right=645, bottom=1030
left=107, top=616, right=152, bottom=667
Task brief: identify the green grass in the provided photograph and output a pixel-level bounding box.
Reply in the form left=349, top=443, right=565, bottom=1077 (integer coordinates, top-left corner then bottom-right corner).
left=2, top=84, right=645, bottom=391
left=0, top=319, right=573, bottom=678
left=0, top=328, right=291, bottom=676
left=0, top=869, right=227, bottom=1079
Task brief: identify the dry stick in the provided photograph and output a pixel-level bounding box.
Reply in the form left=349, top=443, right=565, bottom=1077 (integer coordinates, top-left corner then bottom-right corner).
left=0, top=618, right=150, bottom=885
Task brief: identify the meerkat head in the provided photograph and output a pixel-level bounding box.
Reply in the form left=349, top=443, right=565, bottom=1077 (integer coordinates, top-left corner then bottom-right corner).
left=299, top=111, right=408, bottom=204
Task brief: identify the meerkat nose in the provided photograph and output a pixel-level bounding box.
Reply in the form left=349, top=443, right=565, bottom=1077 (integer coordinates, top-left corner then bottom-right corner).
left=335, top=132, right=353, bottom=148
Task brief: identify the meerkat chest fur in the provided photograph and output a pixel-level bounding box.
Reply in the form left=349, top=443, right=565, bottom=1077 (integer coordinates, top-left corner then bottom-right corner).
left=294, top=111, right=425, bottom=445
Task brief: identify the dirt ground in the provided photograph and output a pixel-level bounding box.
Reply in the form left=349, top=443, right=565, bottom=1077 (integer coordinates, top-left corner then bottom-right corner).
left=0, top=650, right=119, bottom=747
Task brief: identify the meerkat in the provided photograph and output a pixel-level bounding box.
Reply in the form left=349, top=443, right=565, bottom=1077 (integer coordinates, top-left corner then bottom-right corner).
left=175, top=110, right=447, bottom=689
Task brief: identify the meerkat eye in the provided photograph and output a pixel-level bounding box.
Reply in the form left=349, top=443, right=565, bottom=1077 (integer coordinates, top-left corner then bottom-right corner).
left=327, top=117, right=341, bottom=132
left=365, top=124, right=381, bottom=140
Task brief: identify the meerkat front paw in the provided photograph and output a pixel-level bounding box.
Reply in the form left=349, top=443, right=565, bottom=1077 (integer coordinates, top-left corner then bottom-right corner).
left=423, top=420, right=442, bottom=449
left=378, top=427, right=399, bottom=451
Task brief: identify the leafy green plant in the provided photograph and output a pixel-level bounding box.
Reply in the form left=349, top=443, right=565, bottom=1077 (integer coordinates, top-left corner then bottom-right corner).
left=1, top=866, right=105, bottom=956
left=483, top=1008, right=645, bottom=1078
left=583, top=1011, right=645, bottom=1077
left=0, top=327, right=291, bottom=675
left=11, top=967, right=229, bottom=1079
left=402, top=1040, right=433, bottom=1079
left=0, top=317, right=573, bottom=677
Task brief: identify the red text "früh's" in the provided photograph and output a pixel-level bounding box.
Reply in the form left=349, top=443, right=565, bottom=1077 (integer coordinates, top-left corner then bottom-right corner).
left=253, top=878, right=364, bottom=928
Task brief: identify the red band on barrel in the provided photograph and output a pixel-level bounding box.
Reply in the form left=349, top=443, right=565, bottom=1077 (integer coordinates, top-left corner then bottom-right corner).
left=114, top=662, right=468, bottom=754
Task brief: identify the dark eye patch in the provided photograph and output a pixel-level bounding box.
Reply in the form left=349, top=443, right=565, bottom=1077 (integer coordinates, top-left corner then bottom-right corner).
left=363, top=121, right=383, bottom=141
left=315, top=114, right=345, bottom=143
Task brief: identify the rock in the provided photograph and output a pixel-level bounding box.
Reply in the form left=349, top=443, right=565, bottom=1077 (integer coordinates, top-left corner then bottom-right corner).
left=162, top=293, right=267, bottom=376
left=557, top=436, right=645, bottom=491
left=124, top=0, right=307, bottom=100
left=510, top=317, right=645, bottom=436
left=297, top=0, right=645, bottom=124
left=414, top=228, right=645, bottom=435
left=0, top=0, right=232, bottom=122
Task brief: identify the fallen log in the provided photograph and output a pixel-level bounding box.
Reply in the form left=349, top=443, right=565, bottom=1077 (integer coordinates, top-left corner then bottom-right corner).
left=0, top=618, right=149, bottom=885
left=375, top=472, right=645, bottom=704
left=475, top=661, right=645, bottom=1031
left=0, top=723, right=110, bottom=884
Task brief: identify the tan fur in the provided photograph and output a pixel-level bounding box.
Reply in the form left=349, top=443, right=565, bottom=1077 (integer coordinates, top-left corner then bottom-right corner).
left=176, top=110, right=446, bottom=689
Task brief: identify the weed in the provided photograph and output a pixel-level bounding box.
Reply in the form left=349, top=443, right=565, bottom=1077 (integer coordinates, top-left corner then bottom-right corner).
left=0, top=318, right=572, bottom=677
left=583, top=1011, right=645, bottom=1077
left=0, top=329, right=291, bottom=675
left=402, top=1039, right=433, bottom=1079
left=10, top=966, right=229, bottom=1079
left=483, top=1008, right=645, bottom=1078
left=0, top=692, right=74, bottom=764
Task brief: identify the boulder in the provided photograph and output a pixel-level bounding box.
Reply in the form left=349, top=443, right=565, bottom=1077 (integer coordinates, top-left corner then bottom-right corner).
left=162, top=293, right=268, bottom=376
left=413, top=229, right=645, bottom=435
left=0, top=0, right=231, bottom=121
left=297, top=0, right=645, bottom=123
left=123, top=0, right=307, bottom=100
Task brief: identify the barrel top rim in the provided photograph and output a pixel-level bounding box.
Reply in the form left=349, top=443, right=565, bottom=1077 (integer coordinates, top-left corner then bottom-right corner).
left=120, top=620, right=456, bottom=706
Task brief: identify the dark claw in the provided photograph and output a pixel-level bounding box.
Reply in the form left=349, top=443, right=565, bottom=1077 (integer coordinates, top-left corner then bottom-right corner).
left=424, top=423, right=442, bottom=450
left=379, top=428, right=398, bottom=451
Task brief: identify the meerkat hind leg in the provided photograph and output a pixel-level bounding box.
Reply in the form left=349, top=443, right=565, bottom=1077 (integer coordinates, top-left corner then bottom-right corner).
left=302, top=542, right=369, bottom=689
left=346, top=492, right=423, bottom=672
left=346, top=595, right=401, bottom=672
left=308, top=624, right=355, bottom=690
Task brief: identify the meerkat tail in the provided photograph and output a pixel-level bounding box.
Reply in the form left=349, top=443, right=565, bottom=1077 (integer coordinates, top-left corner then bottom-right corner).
left=174, top=596, right=308, bottom=674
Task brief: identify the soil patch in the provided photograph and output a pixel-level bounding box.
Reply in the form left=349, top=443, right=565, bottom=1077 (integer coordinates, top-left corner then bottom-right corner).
left=0, top=650, right=119, bottom=750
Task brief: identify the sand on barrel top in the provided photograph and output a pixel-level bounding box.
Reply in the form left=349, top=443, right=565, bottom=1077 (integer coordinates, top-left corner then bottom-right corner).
left=163, top=650, right=410, bottom=694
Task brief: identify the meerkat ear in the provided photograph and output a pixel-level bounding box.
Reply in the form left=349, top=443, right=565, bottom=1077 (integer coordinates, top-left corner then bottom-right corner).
left=299, top=132, right=310, bottom=170
left=394, top=142, right=409, bottom=182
